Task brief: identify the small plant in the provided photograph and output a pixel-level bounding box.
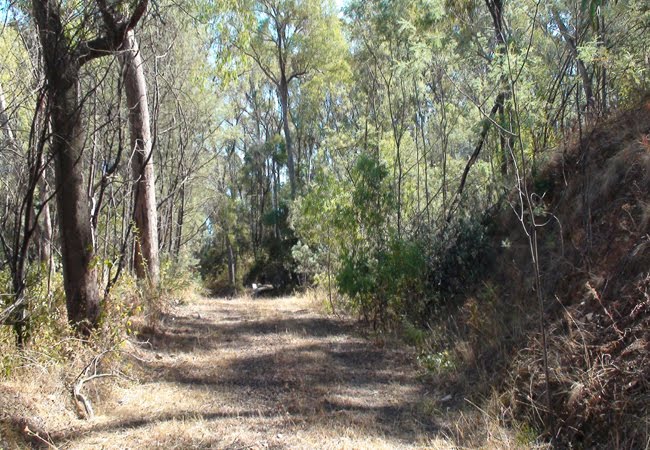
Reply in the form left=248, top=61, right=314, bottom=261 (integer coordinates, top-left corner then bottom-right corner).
left=291, top=240, right=322, bottom=286
left=418, top=349, right=457, bottom=374
left=402, top=318, right=427, bottom=347
left=515, top=422, right=540, bottom=446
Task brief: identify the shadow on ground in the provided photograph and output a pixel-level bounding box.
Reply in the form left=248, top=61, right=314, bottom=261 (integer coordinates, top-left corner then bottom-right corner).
left=56, top=297, right=452, bottom=447
left=136, top=312, right=359, bottom=352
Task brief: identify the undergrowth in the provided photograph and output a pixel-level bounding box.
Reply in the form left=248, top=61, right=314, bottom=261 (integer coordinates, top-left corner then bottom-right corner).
left=0, top=261, right=198, bottom=448
left=393, top=98, right=650, bottom=448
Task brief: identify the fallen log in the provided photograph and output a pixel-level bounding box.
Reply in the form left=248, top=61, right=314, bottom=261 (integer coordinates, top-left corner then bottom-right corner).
left=251, top=283, right=274, bottom=297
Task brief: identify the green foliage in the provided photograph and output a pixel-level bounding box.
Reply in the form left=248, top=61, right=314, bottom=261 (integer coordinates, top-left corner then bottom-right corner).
left=0, top=268, right=11, bottom=300
left=417, top=349, right=457, bottom=374
left=401, top=318, right=427, bottom=347
left=291, top=240, right=321, bottom=284
left=515, top=423, right=539, bottom=445
left=427, top=216, right=495, bottom=307
left=322, top=154, right=426, bottom=324
left=350, top=154, right=394, bottom=230
left=23, top=265, right=65, bottom=334
left=159, top=258, right=200, bottom=301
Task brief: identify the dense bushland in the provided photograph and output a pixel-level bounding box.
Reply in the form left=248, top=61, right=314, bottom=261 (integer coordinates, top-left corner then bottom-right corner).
left=1, top=0, right=649, bottom=447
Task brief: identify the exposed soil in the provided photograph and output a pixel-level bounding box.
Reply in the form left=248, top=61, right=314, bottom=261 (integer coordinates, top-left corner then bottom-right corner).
left=53, top=295, right=453, bottom=449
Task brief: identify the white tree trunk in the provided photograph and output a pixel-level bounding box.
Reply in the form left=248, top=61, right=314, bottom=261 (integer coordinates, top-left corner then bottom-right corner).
left=120, top=30, right=160, bottom=286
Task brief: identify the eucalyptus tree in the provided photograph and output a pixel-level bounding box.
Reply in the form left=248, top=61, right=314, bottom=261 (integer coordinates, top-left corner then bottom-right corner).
left=31, top=0, right=149, bottom=334
left=119, top=28, right=160, bottom=287
left=234, top=0, right=344, bottom=198
left=346, top=0, right=435, bottom=236
left=143, top=9, right=219, bottom=261
left=550, top=5, right=596, bottom=114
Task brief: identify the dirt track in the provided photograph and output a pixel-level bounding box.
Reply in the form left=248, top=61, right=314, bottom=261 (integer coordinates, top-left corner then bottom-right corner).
left=56, top=294, right=451, bottom=449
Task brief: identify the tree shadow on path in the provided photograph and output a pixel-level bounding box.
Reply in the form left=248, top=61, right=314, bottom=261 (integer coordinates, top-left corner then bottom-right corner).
left=58, top=296, right=453, bottom=447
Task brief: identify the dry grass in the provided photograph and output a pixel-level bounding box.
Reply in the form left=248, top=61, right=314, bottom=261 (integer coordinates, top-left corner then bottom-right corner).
left=68, top=293, right=444, bottom=449
left=463, top=97, right=650, bottom=448
left=0, top=291, right=543, bottom=449
left=0, top=332, right=122, bottom=449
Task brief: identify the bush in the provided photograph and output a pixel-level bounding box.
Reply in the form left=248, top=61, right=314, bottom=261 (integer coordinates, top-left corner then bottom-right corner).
left=424, top=215, right=496, bottom=316
left=337, top=236, right=427, bottom=327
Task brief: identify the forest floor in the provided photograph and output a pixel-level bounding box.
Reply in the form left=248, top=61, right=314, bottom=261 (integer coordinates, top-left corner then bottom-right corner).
left=54, top=294, right=459, bottom=449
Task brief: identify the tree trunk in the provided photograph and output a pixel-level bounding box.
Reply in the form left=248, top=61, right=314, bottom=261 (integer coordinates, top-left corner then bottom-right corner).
left=226, top=233, right=236, bottom=287
left=174, top=184, right=185, bottom=256
left=1, top=79, right=31, bottom=343
left=551, top=8, right=595, bottom=113
left=0, top=82, right=16, bottom=144
left=279, top=78, right=296, bottom=198
left=120, top=30, right=160, bottom=287
left=37, top=166, right=53, bottom=293
left=485, top=0, right=513, bottom=176
left=50, top=81, right=100, bottom=333
left=35, top=97, right=53, bottom=269
left=31, top=0, right=149, bottom=335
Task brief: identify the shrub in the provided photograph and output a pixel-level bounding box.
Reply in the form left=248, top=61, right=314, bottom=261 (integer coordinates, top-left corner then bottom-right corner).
left=424, top=215, right=496, bottom=315
left=337, top=236, right=427, bottom=327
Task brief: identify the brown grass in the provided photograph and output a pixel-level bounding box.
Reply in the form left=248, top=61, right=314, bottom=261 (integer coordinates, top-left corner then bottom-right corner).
left=0, top=290, right=542, bottom=449
left=107, top=293, right=450, bottom=449
left=440, top=97, right=650, bottom=448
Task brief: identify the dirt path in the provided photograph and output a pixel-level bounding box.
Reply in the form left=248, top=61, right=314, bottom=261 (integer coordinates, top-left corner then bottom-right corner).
left=58, top=295, right=452, bottom=449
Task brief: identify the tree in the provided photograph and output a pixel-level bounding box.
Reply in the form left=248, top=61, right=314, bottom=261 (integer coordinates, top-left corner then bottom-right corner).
left=119, top=29, right=160, bottom=287
left=0, top=77, right=50, bottom=344
left=0, top=22, right=57, bottom=344
left=242, top=0, right=343, bottom=198
left=550, top=7, right=595, bottom=113
left=31, top=0, right=149, bottom=334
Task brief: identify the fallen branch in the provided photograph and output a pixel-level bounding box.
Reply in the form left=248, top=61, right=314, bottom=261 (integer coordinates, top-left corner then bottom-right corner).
left=252, top=283, right=274, bottom=297
left=24, top=423, right=58, bottom=449
left=72, top=349, right=118, bottom=419
left=0, top=296, right=26, bottom=325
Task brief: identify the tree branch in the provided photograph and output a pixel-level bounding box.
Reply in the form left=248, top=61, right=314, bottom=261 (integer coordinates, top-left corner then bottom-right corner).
left=287, top=69, right=307, bottom=84
left=77, top=0, right=149, bottom=66
left=446, top=92, right=505, bottom=223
